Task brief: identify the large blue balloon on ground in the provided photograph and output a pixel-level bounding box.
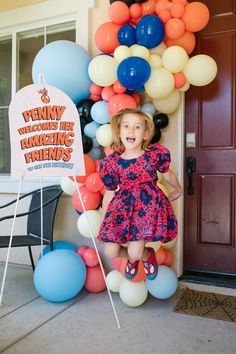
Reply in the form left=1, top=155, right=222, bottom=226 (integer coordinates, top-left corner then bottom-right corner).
left=117, top=56, right=151, bottom=90
left=32, top=40, right=91, bottom=104
left=34, top=249, right=86, bottom=302
left=135, top=15, right=164, bottom=48
left=43, top=240, right=78, bottom=256
left=146, top=265, right=178, bottom=299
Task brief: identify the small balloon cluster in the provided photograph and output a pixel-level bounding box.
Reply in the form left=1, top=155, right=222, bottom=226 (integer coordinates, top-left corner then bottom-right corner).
left=107, top=242, right=178, bottom=307
left=88, top=0, right=217, bottom=119
left=77, top=245, right=107, bottom=293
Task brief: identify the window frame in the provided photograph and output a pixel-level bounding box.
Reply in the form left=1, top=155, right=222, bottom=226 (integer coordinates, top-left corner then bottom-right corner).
left=0, top=2, right=93, bottom=193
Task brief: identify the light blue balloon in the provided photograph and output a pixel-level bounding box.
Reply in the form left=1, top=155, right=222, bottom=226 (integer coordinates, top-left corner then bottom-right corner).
left=141, top=103, right=156, bottom=116
left=88, top=147, right=102, bottom=160
left=92, top=137, right=100, bottom=147
left=34, top=249, right=86, bottom=302
left=43, top=240, right=78, bottom=256
left=91, top=101, right=110, bottom=124
left=146, top=265, right=178, bottom=299
left=84, top=121, right=100, bottom=138
left=32, top=40, right=91, bottom=104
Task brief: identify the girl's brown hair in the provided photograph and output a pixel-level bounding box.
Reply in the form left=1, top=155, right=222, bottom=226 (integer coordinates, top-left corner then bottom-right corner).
left=110, top=108, right=155, bottom=153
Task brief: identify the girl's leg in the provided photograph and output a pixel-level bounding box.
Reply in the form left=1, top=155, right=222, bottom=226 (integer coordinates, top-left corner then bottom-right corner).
left=104, top=242, right=121, bottom=259
left=127, top=240, right=147, bottom=262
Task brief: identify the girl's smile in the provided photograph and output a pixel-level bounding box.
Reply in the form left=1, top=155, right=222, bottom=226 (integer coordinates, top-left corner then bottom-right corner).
left=120, top=113, right=146, bottom=153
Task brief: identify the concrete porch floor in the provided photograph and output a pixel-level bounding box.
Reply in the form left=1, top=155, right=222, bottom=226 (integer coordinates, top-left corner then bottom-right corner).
left=0, top=264, right=236, bottom=354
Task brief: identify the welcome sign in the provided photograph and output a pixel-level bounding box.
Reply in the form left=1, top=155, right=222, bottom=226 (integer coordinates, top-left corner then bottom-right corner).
left=9, top=84, right=85, bottom=178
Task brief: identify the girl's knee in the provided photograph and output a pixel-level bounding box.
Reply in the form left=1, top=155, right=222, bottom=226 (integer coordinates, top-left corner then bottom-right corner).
left=128, top=247, right=143, bottom=262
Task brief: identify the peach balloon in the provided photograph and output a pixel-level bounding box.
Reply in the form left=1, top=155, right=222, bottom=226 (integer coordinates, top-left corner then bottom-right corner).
left=112, top=257, right=123, bottom=271
left=100, top=185, right=107, bottom=195
left=170, top=3, right=185, bottom=18
left=155, top=0, right=170, bottom=15
left=101, top=86, right=116, bottom=102
left=155, top=247, right=166, bottom=265
left=173, top=72, right=187, bottom=88
left=165, top=18, right=185, bottom=40
left=82, top=248, right=99, bottom=267
left=77, top=245, right=89, bottom=257
left=72, top=155, right=96, bottom=183
left=172, top=0, right=188, bottom=5
left=95, top=22, right=121, bottom=54
left=72, top=186, right=101, bottom=212
left=85, top=172, right=104, bottom=192
left=182, top=2, right=210, bottom=32
left=108, top=93, right=137, bottom=117
left=130, top=92, right=141, bottom=105
left=89, top=94, right=101, bottom=102
left=130, top=3, right=141, bottom=19
left=120, top=258, right=146, bottom=283
left=108, top=1, right=130, bottom=25
left=141, top=0, right=156, bottom=16
left=166, top=30, right=196, bottom=55
left=89, top=83, right=102, bottom=95
left=158, top=9, right=171, bottom=24
left=84, top=265, right=107, bottom=293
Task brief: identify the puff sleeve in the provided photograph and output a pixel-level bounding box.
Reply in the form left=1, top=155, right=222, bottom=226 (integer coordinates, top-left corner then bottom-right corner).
left=99, top=155, right=119, bottom=191
left=147, top=143, right=171, bottom=173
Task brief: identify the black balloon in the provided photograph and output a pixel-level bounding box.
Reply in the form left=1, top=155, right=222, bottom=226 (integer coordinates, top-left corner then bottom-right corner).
left=82, top=134, right=93, bottom=154
left=80, top=117, right=87, bottom=132
left=153, top=113, right=169, bottom=130
left=110, top=0, right=135, bottom=6
left=76, top=99, right=94, bottom=123
left=151, top=129, right=161, bottom=144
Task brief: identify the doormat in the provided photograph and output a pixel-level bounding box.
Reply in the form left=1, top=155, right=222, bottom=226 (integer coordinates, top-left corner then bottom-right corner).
left=174, top=288, right=236, bottom=323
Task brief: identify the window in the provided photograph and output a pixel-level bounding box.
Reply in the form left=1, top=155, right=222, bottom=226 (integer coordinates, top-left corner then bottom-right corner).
left=0, top=20, right=76, bottom=175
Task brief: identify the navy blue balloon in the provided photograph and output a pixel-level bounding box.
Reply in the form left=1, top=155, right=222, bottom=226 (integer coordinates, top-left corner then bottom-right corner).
left=118, top=24, right=136, bottom=46
left=117, top=56, right=151, bottom=90
left=135, top=15, right=165, bottom=49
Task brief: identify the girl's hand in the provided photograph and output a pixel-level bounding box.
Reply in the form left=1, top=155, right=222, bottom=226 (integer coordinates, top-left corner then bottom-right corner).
left=168, top=188, right=183, bottom=201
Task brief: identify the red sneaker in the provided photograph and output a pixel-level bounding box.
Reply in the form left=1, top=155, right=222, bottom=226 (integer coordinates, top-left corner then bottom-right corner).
left=125, top=260, right=139, bottom=280
left=142, top=247, right=158, bottom=280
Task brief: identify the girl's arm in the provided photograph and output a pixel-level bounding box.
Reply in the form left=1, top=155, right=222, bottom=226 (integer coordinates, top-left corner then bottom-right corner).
left=101, top=190, right=116, bottom=221
left=162, top=169, right=183, bottom=201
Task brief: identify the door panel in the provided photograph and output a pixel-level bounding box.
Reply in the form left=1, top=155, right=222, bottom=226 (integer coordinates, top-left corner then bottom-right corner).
left=184, top=0, right=236, bottom=274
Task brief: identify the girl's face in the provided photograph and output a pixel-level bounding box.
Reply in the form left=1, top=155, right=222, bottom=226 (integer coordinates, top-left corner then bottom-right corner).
left=119, top=113, right=147, bottom=151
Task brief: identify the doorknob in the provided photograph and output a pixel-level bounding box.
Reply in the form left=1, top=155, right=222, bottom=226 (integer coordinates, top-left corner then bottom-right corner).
left=186, top=156, right=196, bottom=195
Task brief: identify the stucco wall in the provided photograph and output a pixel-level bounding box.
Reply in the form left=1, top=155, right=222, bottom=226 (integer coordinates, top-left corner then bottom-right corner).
left=0, top=0, right=183, bottom=274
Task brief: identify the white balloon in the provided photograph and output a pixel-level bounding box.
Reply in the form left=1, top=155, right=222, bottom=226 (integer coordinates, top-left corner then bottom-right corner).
left=153, top=90, right=181, bottom=114
left=119, top=279, right=148, bottom=307
left=145, top=67, right=174, bottom=99
left=60, top=176, right=76, bottom=196
left=149, top=53, right=162, bottom=69
left=77, top=210, right=102, bottom=238
left=179, top=81, right=190, bottom=92
left=184, top=54, right=217, bottom=86
left=107, top=270, right=124, bottom=293
left=114, top=45, right=132, bottom=63
left=131, top=45, right=150, bottom=61
left=162, top=46, right=189, bottom=73
left=96, top=124, right=113, bottom=147
left=88, top=55, right=118, bottom=86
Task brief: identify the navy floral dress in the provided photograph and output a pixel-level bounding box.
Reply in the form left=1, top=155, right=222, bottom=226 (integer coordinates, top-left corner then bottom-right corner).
left=97, top=143, right=177, bottom=244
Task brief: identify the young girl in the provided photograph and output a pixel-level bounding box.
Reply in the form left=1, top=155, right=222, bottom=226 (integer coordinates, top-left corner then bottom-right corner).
left=97, top=108, right=182, bottom=281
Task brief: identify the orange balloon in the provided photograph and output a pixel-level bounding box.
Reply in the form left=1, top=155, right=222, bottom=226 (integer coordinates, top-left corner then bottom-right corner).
left=108, top=93, right=137, bottom=117
left=182, top=2, right=210, bottom=32
left=82, top=248, right=99, bottom=267
left=112, top=257, right=123, bottom=271
left=130, top=3, right=141, bottom=19
left=165, top=18, right=185, bottom=40
left=72, top=186, right=101, bottom=212
left=101, top=85, right=116, bottom=102
left=108, top=1, right=130, bottom=25
left=166, top=30, right=196, bottom=55
left=95, top=22, right=121, bottom=54
left=159, top=9, right=171, bottom=24
left=162, top=249, right=173, bottom=266
left=85, top=172, right=104, bottom=192
left=72, top=155, right=96, bottom=183
left=84, top=265, right=107, bottom=293
left=120, top=258, right=146, bottom=283
left=113, top=80, right=126, bottom=94
left=172, top=0, right=188, bottom=5
left=170, top=3, right=185, bottom=18
left=141, top=0, right=156, bottom=16
left=173, top=72, right=186, bottom=88
left=155, top=247, right=166, bottom=264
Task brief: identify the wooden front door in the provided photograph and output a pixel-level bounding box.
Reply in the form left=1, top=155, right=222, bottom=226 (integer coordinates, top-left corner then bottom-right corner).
left=184, top=0, right=236, bottom=274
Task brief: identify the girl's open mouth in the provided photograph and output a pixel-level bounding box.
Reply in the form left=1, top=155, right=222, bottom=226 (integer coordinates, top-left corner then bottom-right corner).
left=126, top=137, right=135, bottom=143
